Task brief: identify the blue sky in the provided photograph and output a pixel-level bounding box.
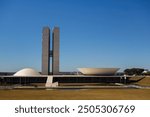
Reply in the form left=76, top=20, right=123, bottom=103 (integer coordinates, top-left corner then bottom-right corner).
left=0, top=0, right=150, bottom=72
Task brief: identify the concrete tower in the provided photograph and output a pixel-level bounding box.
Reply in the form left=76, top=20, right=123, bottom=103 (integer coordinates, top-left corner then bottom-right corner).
left=42, top=27, right=50, bottom=75
left=41, top=26, right=59, bottom=75
left=52, top=27, right=60, bottom=75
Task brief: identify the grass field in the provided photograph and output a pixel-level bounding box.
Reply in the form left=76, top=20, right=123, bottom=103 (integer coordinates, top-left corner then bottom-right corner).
left=131, top=76, right=150, bottom=86
left=0, top=89, right=150, bottom=100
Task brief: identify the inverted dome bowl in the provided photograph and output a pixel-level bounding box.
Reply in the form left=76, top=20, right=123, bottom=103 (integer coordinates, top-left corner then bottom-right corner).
left=78, top=68, right=119, bottom=75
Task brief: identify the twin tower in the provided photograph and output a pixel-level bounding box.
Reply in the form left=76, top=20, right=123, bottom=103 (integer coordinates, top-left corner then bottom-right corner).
left=42, top=27, right=59, bottom=75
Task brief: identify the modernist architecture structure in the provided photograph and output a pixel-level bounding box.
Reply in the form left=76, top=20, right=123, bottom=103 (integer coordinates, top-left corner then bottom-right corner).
left=0, top=26, right=129, bottom=87
left=42, top=27, right=59, bottom=75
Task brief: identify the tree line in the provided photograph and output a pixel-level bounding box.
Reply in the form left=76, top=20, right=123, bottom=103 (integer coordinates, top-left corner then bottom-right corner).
left=124, top=68, right=149, bottom=75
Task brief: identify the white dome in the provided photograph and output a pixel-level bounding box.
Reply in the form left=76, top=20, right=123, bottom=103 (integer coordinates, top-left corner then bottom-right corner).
left=14, top=68, right=40, bottom=76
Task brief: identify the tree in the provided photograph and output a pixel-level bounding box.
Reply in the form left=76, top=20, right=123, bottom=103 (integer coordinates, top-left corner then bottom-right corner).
left=124, top=68, right=144, bottom=75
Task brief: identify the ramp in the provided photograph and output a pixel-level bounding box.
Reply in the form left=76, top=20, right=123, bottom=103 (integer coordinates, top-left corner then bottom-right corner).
left=45, top=76, right=58, bottom=87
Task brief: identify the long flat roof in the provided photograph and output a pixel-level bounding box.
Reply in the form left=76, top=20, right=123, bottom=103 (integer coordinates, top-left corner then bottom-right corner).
left=1, top=75, right=127, bottom=78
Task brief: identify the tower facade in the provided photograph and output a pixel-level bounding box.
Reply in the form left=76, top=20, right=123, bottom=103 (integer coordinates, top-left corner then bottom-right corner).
left=52, top=27, right=60, bottom=75
left=42, top=26, right=60, bottom=75
left=42, top=27, right=50, bottom=75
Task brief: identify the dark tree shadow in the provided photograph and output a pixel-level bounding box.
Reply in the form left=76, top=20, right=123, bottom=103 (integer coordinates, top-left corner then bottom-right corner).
left=128, top=77, right=145, bottom=83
